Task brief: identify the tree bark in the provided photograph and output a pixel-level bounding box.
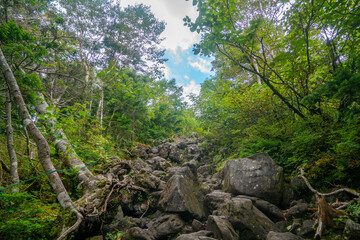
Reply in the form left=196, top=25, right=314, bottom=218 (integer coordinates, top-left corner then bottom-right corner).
left=35, top=94, right=102, bottom=195
left=6, top=91, right=20, bottom=192
left=96, top=86, right=104, bottom=126
left=0, top=47, right=75, bottom=209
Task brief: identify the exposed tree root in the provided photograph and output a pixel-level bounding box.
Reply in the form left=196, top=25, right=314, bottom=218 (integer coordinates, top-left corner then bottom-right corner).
left=299, top=168, right=357, bottom=239
left=57, top=208, right=84, bottom=240
left=300, top=169, right=360, bottom=198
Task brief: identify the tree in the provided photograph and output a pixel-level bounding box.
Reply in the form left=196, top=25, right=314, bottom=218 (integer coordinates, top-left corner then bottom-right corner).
left=5, top=90, right=19, bottom=192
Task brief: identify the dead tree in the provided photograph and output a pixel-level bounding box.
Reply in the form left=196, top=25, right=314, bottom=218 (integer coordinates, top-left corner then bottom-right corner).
left=300, top=168, right=360, bottom=239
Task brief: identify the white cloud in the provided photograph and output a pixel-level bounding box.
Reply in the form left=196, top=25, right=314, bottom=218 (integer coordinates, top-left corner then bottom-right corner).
left=120, top=0, right=200, bottom=52
left=184, top=75, right=189, bottom=79
left=180, top=80, right=201, bottom=104
left=188, top=57, right=212, bottom=74
left=163, top=64, right=171, bottom=79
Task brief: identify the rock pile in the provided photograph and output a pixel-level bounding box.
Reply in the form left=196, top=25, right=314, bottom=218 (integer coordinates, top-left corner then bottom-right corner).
left=82, top=134, right=357, bottom=240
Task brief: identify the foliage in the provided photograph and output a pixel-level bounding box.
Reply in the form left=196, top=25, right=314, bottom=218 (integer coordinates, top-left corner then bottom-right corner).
left=187, top=0, right=360, bottom=188
left=0, top=192, right=59, bottom=240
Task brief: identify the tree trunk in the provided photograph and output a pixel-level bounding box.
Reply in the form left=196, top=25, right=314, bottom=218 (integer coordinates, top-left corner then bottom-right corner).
left=35, top=94, right=102, bottom=195
left=5, top=91, right=19, bottom=192
left=0, top=47, right=74, bottom=210
left=253, top=60, right=262, bottom=85
left=96, top=86, right=104, bottom=126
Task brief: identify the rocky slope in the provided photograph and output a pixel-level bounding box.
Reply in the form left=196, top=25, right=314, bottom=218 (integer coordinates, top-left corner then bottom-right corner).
left=80, top=134, right=359, bottom=240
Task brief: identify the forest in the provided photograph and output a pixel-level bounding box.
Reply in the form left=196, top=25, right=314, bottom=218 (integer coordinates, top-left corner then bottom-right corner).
left=0, top=0, right=360, bottom=239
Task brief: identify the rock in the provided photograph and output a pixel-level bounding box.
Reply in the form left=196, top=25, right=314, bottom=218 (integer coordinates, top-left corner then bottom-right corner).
left=275, top=221, right=289, bottom=232
left=296, top=219, right=315, bottom=237
left=205, top=190, right=232, bottom=214
left=148, top=214, right=184, bottom=239
left=134, top=145, right=149, bottom=159
left=286, top=203, right=308, bottom=219
left=197, top=164, right=211, bottom=177
left=103, top=216, right=137, bottom=236
left=139, top=173, right=161, bottom=190
left=266, top=231, right=304, bottom=240
left=222, top=153, right=284, bottom=205
left=176, top=230, right=216, bottom=240
left=237, top=195, right=284, bottom=222
left=113, top=205, right=124, bottom=222
left=207, top=215, right=239, bottom=240
left=281, top=183, right=297, bottom=209
left=158, top=143, right=170, bottom=159
left=215, top=197, right=278, bottom=239
left=152, top=170, right=166, bottom=178
left=165, top=166, right=193, bottom=181
left=344, top=219, right=360, bottom=240
left=146, top=156, right=171, bottom=171
left=122, top=227, right=155, bottom=240
left=169, top=143, right=183, bottom=163
left=289, top=218, right=302, bottom=233
left=192, top=219, right=204, bottom=231
left=133, top=158, right=152, bottom=172
left=158, top=166, right=205, bottom=219
left=182, top=159, right=198, bottom=177
left=291, top=176, right=308, bottom=195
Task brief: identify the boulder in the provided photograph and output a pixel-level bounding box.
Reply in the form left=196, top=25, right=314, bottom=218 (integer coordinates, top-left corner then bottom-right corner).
left=146, top=156, right=171, bottom=171
left=237, top=195, right=284, bottom=222
left=215, top=197, right=278, bottom=239
left=207, top=215, right=239, bottom=240
left=192, top=219, right=204, bottom=231
left=205, top=190, right=232, bottom=214
left=296, top=219, right=315, bottom=237
left=197, top=164, right=212, bottom=177
left=285, top=202, right=308, bottom=219
left=158, top=166, right=205, bottom=219
left=266, top=231, right=303, bottom=240
left=176, top=231, right=216, bottom=240
left=222, top=153, right=284, bottom=205
left=344, top=219, right=360, bottom=240
left=148, top=214, right=184, bottom=239
left=122, top=227, right=155, bottom=240
left=133, top=158, right=152, bottom=172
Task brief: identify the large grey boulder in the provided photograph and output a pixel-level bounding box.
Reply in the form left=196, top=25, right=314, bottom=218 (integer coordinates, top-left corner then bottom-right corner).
left=215, top=197, right=278, bottom=239
left=266, top=231, right=303, bottom=240
left=158, top=166, right=206, bottom=219
left=222, top=153, right=284, bottom=205
left=207, top=215, right=239, bottom=240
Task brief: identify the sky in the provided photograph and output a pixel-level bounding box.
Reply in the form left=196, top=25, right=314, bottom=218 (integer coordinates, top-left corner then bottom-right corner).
left=120, top=0, right=214, bottom=102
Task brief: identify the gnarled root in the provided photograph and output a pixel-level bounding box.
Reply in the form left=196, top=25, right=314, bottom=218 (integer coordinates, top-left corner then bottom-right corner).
left=299, top=168, right=357, bottom=239
left=57, top=208, right=84, bottom=240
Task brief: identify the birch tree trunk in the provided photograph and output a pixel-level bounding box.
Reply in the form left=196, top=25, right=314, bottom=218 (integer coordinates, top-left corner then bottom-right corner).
left=96, top=86, right=104, bottom=126
left=6, top=91, right=19, bottom=192
left=0, top=47, right=75, bottom=210
left=35, top=94, right=102, bottom=195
